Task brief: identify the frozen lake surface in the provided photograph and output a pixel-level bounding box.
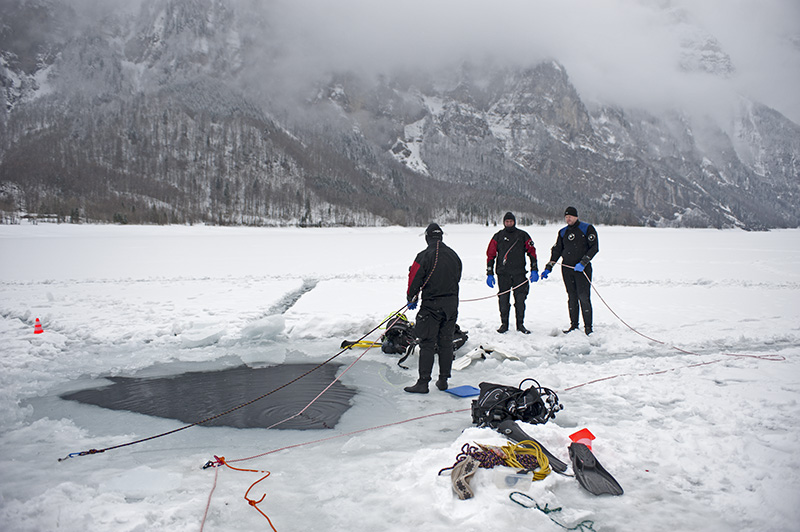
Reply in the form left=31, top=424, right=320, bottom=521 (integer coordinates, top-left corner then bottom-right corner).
left=1, top=223, right=798, bottom=531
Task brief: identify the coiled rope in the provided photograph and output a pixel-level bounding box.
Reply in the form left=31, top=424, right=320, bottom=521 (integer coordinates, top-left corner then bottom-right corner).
left=438, top=440, right=552, bottom=481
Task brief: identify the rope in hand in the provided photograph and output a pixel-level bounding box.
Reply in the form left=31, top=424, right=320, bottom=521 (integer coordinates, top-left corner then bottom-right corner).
left=510, top=492, right=596, bottom=531
left=57, top=303, right=412, bottom=462
left=459, top=279, right=529, bottom=303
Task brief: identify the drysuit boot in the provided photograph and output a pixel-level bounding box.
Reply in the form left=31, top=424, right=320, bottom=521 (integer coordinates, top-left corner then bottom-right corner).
left=568, top=300, right=581, bottom=332
left=404, top=378, right=430, bottom=394
left=563, top=325, right=579, bottom=334
left=514, top=302, right=527, bottom=332
left=435, top=377, right=448, bottom=391
left=497, top=323, right=509, bottom=334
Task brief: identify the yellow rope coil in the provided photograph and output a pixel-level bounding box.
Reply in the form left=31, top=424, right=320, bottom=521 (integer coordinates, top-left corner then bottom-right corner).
left=506, top=440, right=551, bottom=480
left=478, top=440, right=552, bottom=481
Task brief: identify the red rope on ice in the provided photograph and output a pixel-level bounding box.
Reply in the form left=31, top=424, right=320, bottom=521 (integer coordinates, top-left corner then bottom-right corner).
left=199, top=464, right=219, bottom=532
left=562, top=357, right=731, bottom=392
left=227, top=407, right=471, bottom=465
left=459, top=279, right=528, bottom=303
left=264, top=336, right=377, bottom=430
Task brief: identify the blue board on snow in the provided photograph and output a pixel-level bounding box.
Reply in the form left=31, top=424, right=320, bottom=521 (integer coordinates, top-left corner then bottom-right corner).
left=444, top=385, right=480, bottom=398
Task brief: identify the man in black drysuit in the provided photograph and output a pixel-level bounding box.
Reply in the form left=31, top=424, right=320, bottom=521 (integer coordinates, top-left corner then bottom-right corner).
left=486, top=212, right=539, bottom=334
left=541, top=206, right=599, bottom=335
left=404, top=223, right=462, bottom=394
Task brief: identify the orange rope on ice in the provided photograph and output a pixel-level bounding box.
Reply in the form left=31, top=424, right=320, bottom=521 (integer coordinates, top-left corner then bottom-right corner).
left=213, top=456, right=278, bottom=532
left=201, top=407, right=472, bottom=531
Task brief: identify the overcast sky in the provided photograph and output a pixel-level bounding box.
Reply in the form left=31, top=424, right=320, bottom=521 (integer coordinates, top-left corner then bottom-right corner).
left=264, top=0, right=800, bottom=124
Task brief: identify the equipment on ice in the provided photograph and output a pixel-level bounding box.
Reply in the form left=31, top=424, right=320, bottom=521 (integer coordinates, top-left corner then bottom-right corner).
left=498, top=419, right=623, bottom=495
left=452, top=344, right=519, bottom=370
left=496, top=419, right=568, bottom=473
left=471, top=379, right=562, bottom=428
left=341, top=313, right=468, bottom=369
left=569, top=442, right=624, bottom=496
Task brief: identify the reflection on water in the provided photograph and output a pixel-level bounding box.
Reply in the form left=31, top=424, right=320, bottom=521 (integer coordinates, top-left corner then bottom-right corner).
left=61, top=364, right=356, bottom=430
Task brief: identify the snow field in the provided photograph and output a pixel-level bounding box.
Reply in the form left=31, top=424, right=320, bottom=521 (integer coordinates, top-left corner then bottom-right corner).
left=1, top=223, right=798, bottom=531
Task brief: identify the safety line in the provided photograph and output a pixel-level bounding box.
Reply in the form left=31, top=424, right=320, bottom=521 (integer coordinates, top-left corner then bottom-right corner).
left=563, top=263, right=785, bottom=363
left=234, top=275, right=528, bottom=451
left=57, top=304, right=410, bottom=461
left=211, top=456, right=278, bottom=531
left=58, top=264, right=531, bottom=460
left=264, top=339, right=375, bottom=430
left=206, top=275, right=788, bottom=528
left=60, top=261, right=783, bottom=462
left=459, top=279, right=529, bottom=302
left=227, top=408, right=471, bottom=464
left=562, top=357, right=728, bottom=392
left=199, top=465, right=219, bottom=532
left=221, top=342, right=772, bottom=465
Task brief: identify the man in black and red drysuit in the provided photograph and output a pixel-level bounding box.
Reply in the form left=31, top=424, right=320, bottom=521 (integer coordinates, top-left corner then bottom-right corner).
left=404, top=223, right=462, bottom=394
left=486, top=212, right=539, bottom=334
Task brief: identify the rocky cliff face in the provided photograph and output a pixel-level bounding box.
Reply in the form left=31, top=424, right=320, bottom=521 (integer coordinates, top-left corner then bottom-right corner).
left=1, top=0, right=797, bottom=228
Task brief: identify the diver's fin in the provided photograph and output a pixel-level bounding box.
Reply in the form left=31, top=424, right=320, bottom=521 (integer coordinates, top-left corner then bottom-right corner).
left=452, top=346, right=486, bottom=370
left=480, top=344, right=520, bottom=361
left=495, top=419, right=568, bottom=473
left=568, top=442, right=623, bottom=496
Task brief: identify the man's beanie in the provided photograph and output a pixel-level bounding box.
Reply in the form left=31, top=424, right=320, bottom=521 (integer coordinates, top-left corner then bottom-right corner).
left=503, top=212, right=516, bottom=223
left=425, top=222, right=443, bottom=240
left=564, top=206, right=578, bottom=217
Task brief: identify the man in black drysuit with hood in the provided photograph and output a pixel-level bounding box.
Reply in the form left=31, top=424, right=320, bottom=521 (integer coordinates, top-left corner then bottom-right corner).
left=486, top=212, right=539, bottom=334
left=541, top=206, right=599, bottom=335
left=404, top=223, right=462, bottom=394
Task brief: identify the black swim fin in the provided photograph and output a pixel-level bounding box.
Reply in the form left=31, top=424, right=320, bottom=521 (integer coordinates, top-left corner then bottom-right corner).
left=495, top=419, right=568, bottom=473
left=568, top=442, right=623, bottom=496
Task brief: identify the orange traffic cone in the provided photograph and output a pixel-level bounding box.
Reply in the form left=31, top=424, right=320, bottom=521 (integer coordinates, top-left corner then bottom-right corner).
left=34, top=318, right=44, bottom=334
left=569, top=428, right=595, bottom=450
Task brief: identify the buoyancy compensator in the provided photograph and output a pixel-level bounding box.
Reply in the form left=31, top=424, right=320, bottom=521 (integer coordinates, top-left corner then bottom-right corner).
left=471, top=378, right=562, bottom=428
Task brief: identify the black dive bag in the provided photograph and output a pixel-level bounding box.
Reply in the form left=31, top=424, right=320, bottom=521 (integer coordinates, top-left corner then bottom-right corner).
left=381, top=316, right=416, bottom=355
left=471, top=379, right=561, bottom=428
left=384, top=315, right=469, bottom=369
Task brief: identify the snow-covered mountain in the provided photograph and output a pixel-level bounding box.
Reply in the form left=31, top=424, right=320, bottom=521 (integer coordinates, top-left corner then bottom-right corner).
left=1, top=0, right=798, bottom=228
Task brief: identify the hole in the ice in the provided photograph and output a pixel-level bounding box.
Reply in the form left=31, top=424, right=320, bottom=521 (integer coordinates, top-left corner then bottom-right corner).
left=60, top=364, right=356, bottom=430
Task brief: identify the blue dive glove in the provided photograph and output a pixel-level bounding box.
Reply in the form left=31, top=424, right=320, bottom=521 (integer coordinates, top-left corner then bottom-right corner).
left=407, top=300, right=417, bottom=310
left=574, top=263, right=585, bottom=273
left=486, top=274, right=495, bottom=288
left=530, top=271, right=539, bottom=283
left=540, top=269, right=551, bottom=280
